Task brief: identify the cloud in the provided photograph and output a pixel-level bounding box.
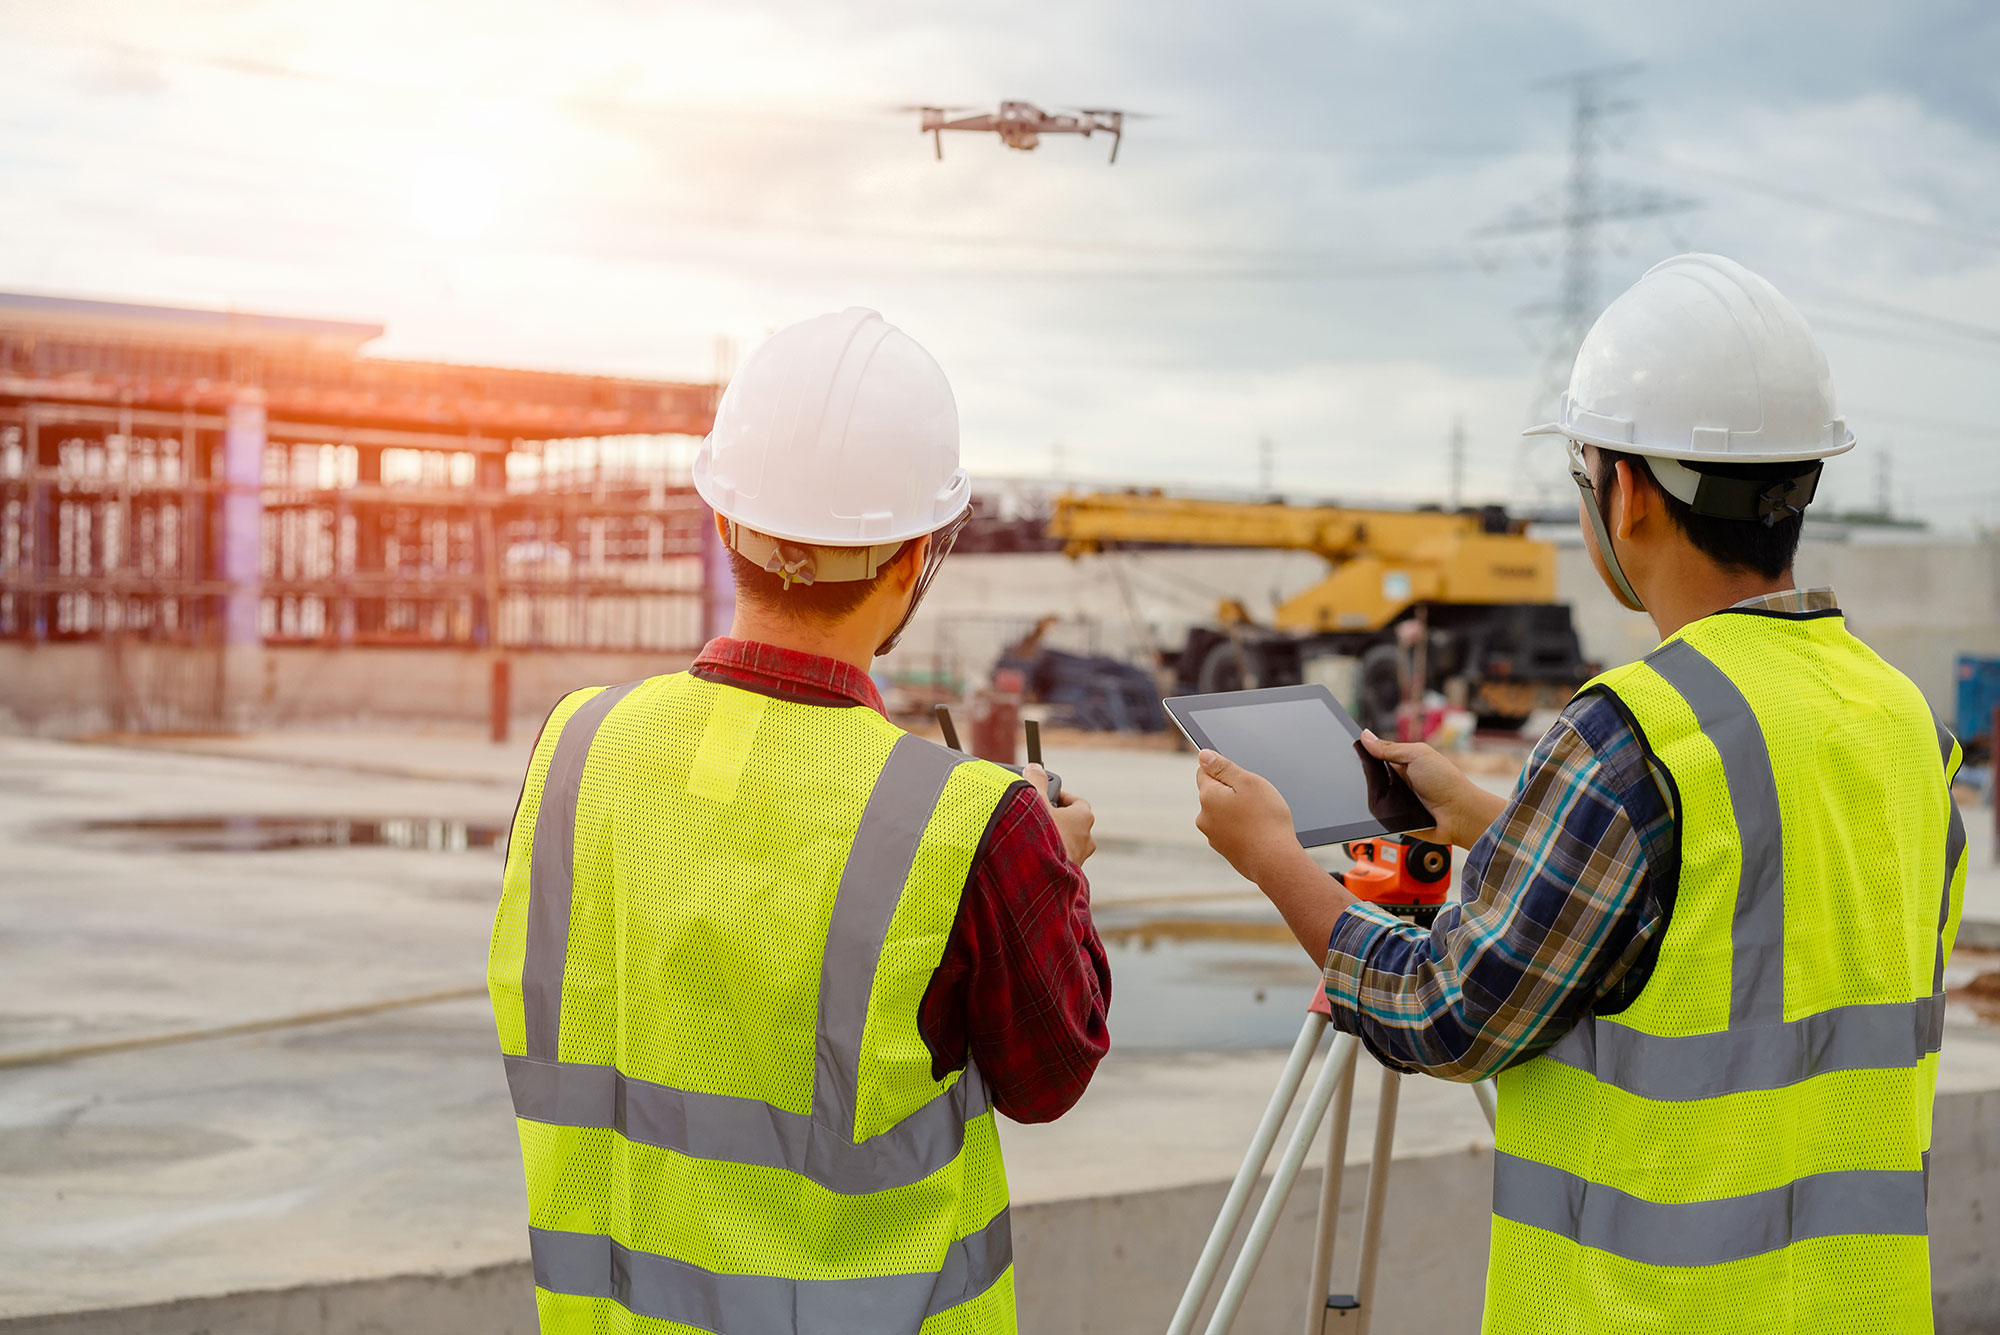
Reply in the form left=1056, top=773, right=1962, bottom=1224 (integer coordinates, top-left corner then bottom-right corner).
left=71, top=53, right=169, bottom=97
left=1, top=0, right=1997, bottom=527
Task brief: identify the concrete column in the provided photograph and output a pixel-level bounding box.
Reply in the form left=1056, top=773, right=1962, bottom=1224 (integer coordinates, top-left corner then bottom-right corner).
left=353, top=445, right=384, bottom=638
left=28, top=406, right=52, bottom=641
left=220, top=392, right=266, bottom=727
left=475, top=447, right=505, bottom=650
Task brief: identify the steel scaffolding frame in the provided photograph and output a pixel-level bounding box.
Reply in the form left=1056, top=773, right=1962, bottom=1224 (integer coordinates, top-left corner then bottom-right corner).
left=1, top=296, right=720, bottom=664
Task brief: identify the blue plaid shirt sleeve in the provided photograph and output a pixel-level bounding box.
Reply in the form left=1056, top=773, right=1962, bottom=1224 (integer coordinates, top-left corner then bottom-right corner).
left=1320, top=692, right=1677, bottom=1082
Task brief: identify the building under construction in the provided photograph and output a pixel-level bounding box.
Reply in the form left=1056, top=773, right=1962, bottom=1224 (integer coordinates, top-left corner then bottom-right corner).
left=0, top=293, right=722, bottom=733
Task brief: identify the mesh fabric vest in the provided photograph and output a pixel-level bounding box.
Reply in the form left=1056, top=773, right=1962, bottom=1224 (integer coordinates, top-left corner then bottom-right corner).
left=489, top=672, right=1023, bottom=1335
left=1484, top=606, right=1966, bottom=1335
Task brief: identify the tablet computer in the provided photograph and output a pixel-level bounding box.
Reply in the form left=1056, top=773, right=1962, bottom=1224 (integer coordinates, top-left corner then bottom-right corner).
left=1163, top=684, right=1434, bottom=847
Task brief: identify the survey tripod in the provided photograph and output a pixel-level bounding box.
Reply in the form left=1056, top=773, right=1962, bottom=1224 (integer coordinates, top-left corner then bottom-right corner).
left=1166, top=841, right=1499, bottom=1335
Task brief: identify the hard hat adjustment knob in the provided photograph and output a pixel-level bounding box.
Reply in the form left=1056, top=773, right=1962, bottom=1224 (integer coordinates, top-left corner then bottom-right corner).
left=763, top=544, right=819, bottom=589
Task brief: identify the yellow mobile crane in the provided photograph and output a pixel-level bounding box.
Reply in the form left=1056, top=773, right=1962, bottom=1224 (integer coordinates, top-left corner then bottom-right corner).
left=1047, top=491, right=1593, bottom=732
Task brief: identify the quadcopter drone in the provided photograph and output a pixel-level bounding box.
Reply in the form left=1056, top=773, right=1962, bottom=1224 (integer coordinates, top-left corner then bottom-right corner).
left=903, top=101, right=1139, bottom=163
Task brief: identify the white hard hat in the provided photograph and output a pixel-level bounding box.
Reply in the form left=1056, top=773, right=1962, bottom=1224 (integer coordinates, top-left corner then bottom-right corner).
left=694, top=307, right=970, bottom=550
left=1525, top=254, right=1855, bottom=477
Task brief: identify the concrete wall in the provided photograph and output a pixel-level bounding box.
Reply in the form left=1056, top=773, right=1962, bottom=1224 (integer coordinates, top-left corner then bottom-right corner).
left=0, top=643, right=692, bottom=736
left=10, top=1085, right=1992, bottom=1335
left=887, top=536, right=2000, bottom=718
left=1557, top=535, right=2000, bottom=711
left=5, top=534, right=1993, bottom=734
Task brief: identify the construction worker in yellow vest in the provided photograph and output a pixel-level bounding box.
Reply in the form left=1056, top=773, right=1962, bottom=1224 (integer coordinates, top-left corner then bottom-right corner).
left=488, top=308, right=1109, bottom=1334
left=1193, top=254, right=1966, bottom=1332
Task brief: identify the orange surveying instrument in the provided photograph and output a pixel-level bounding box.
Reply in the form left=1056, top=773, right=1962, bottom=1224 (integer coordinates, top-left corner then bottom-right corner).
left=1331, top=835, right=1453, bottom=926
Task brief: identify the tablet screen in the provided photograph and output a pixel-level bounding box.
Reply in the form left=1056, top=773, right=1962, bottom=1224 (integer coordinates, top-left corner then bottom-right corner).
left=1164, top=685, right=1433, bottom=846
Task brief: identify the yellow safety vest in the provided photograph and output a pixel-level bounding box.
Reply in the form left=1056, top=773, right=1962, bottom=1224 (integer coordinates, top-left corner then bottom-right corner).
left=488, top=672, right=1023, bottom=1334
left=1484, top=606, right=1966, bottom=1334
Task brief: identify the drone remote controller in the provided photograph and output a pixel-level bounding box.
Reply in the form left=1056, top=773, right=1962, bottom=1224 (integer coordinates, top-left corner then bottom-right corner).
left=934, top=706, right=1062, bottom=806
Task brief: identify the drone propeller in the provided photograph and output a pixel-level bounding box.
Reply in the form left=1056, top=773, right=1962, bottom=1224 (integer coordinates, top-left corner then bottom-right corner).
left=1059, top=108, right=1151, bottom=163
left=891, top=104, right=980, bottom=114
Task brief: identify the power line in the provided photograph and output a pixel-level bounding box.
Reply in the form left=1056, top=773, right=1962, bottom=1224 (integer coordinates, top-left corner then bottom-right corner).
left=1803, top=291, right=2000, bottom=346
left=78, top=34, right=1554, bottom=167
left=865, top=256, right=1499, bottom=283
left=1142, top=133, right=1540, bottom=159
left=1617, top=147, right=2000, bottom=253
left=12, top=36, right=1545, bottom=273
left=1807, top=315, right=2000, bottom=361
left=1848, top=407, right=2000, bottom=441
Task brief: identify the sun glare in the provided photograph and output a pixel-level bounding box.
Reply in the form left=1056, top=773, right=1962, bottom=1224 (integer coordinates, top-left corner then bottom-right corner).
left=407, top=149, right=504, bottom=241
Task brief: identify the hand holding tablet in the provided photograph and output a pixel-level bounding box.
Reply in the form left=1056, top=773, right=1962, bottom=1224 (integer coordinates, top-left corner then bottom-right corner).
left=1165, top=685, right=1435, bottom=846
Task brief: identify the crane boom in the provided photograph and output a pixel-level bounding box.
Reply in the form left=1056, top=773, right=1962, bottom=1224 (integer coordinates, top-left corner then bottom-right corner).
left=1047, top=490, right=1558, bottom=634
left=1041, top=488, right=1591, bottom=732
left=1050, top=491, right=1493, bottom=559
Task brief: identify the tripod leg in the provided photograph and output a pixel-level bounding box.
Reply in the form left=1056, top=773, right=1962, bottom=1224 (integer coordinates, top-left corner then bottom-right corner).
left=1471, top=1078, right=1497, bottom=1132
left=1166, top=1012, right=1329, bottom=1335
left=1302, top=1039, right=1359, bottom=1335
left=1201, top=1032, right=1359, bottom=1335
left=1343, top=1070, right=1402, bottom=1335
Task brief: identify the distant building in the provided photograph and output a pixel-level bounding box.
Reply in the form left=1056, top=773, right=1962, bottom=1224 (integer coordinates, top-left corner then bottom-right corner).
left=0, top=292, right=721, bottom=732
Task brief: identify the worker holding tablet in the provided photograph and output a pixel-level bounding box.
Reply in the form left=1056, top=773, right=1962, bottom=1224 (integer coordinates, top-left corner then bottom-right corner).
left=1194, top=255, right=1966, bottom=1333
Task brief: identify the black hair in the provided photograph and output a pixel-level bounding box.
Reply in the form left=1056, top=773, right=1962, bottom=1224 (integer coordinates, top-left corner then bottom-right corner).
left=1592, top=448, right=1808, bottom=581
left=727, top=540, right=915, bottom=624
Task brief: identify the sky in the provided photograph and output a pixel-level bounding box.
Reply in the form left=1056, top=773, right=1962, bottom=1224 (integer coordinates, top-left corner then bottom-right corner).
left=2, top=0, right=1998, bottom=526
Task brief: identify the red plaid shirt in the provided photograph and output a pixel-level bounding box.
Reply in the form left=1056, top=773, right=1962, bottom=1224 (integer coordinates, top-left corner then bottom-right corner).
left=690, top=638, right=1110, bottom=1123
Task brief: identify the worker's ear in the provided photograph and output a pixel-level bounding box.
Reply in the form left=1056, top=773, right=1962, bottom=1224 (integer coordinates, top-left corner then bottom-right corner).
left=1611, top=459, right=1650, bottom=543
left=714, top=512, right=730, bottom=545
left=890, top=535, right=931, bottom=590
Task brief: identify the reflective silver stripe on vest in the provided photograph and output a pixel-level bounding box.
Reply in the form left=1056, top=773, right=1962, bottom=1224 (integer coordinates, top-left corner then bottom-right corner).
left=1646, top=639, right=1785, bottom=1026
left=512, top=725, right=990, bottom=1190
left=503, top=1046, right=988, bottom=1194
left=815, top=735, right=964, bottom=1142
left=1492, top=1151, right=1928, bottom=1267
left=523, top=681, right=643, bottom=1060
left=1936, top=719, right=1965, bottom=996
left=1544, top=650, right=1959, bottom=1102
left=529, top=1205, right=1012, bottom=1334
left=1545, top=994, right=1944, bottom=1102
left=1520, top=645, right=1957, bottom=1263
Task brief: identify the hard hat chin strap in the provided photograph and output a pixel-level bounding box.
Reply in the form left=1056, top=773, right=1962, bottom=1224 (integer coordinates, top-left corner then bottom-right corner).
left=1569, top=440, right=1645, bottom=612
left=1580, top=479, right=1647, bottom=612
left=874, top=509, right=972, bottom=657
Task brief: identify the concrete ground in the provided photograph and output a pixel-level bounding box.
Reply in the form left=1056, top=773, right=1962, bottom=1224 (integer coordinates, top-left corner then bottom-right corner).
left=3, top=729, right=1998, bottom=1331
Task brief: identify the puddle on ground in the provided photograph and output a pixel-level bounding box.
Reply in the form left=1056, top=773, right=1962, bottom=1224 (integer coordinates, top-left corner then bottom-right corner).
left=0, top=1123, right=249, bottom=1175
left=60, top=816, right=507, bottom=854
left=1097, top=906, right=1324, bottom=1051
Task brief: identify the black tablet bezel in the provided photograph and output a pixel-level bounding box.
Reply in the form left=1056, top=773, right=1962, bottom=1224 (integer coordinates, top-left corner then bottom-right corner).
left=1163, top=683, right=1435, bottom=846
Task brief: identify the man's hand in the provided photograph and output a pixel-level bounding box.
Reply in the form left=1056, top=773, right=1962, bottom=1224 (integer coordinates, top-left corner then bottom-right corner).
left=1027, top=763, right=1095, bottom=865
left=1194, top=750, right=1304, bottom=885
left=1358, top=730, right=1507, bottom=850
